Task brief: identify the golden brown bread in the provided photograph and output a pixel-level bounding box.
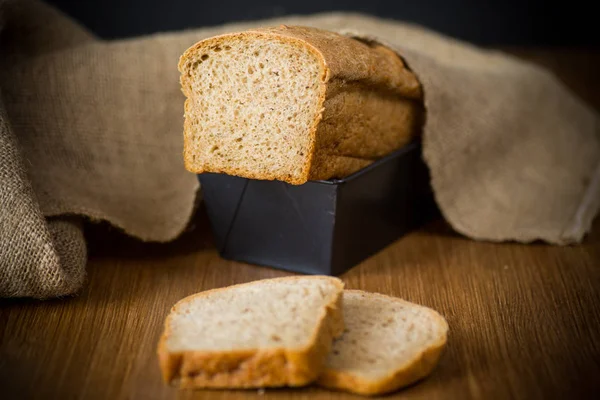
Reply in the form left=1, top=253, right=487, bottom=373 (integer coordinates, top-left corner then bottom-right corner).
left=157, top=276, right=345, bottom=389
left=317, top=290, right=448, bottom=396
left=179, top=25, right=423, bottom=184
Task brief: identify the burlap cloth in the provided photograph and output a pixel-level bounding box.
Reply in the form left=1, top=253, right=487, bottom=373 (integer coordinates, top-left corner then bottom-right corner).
left=1, top=0, right=599, bottom=299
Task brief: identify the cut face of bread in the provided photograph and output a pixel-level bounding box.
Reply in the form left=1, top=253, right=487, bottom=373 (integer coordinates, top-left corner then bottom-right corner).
left=157, top=276, right=344, bottom=389
left=179, top=26, right=423, bottom=185
left=317, top=290, right=448, bottom=395
left=180, top=30, right=325, bottom=184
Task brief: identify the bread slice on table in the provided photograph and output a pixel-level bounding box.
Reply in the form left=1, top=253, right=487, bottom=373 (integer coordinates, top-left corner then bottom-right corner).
left=178, top=25, right=423, bottom=185
left=157, top=276, right=344, bottom=389
left=317, top=290, right=448, bottom=396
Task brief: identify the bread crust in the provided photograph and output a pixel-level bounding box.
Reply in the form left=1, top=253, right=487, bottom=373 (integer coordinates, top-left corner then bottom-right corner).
left=157, top=276, right=344, bottom=389
left=316, top=290, right=448, bottom=396
left=178, top=26, right=423, bottom=184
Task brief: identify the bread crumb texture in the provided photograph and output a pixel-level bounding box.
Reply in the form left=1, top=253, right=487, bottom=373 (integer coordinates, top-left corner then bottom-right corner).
left=157, top=276, right=344, bottom=389
left=317, top=290, right=448, bottom=395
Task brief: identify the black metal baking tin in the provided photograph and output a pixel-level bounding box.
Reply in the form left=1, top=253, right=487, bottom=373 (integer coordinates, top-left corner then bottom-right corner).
left=197, top=141, right=438, bottom=276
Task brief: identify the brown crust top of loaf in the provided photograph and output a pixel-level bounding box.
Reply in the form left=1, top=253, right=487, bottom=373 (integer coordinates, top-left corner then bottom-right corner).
left=243, top=26, right=422, bottom=99
left=179, top=25, right=421, bottom=99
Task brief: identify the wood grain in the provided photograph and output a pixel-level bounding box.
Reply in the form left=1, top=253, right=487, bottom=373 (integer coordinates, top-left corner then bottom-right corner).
left=1, top=50, right=599, bottom=400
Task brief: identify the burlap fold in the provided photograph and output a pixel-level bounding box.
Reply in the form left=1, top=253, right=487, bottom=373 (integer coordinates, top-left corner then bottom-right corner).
left=1, top=0, right=598, bottom=298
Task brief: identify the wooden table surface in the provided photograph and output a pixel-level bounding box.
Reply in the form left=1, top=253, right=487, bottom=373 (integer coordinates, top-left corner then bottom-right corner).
left=1, top=49, right=600, bottom=400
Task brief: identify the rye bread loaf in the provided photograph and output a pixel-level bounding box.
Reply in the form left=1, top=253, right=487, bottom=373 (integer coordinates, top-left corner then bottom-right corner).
left=317, top=290, right=448, bottom=395
left=178, top=25, right=423, bottom=185
left=157, top=276, right=344, bottom=389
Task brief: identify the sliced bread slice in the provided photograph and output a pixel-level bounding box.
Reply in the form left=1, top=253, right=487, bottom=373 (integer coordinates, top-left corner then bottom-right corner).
left=157, top=276, right=344, bottom=389
left=317, top=290, right=448, bottom=395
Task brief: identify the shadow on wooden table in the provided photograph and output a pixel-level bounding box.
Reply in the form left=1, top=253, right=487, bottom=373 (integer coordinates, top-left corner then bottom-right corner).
left=85, top=206, right=217, bottom=259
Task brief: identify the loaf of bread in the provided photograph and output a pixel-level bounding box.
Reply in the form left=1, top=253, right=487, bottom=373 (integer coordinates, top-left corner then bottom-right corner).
left=317, top=290, right=448, bottom=395
left=178, top=25, right=423, bottom=185
left=157, top=276, right=344, bottom=389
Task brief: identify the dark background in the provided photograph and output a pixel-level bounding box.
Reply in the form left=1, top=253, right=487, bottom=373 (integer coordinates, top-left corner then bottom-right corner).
left=46, top=0, right=598, bottom=47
